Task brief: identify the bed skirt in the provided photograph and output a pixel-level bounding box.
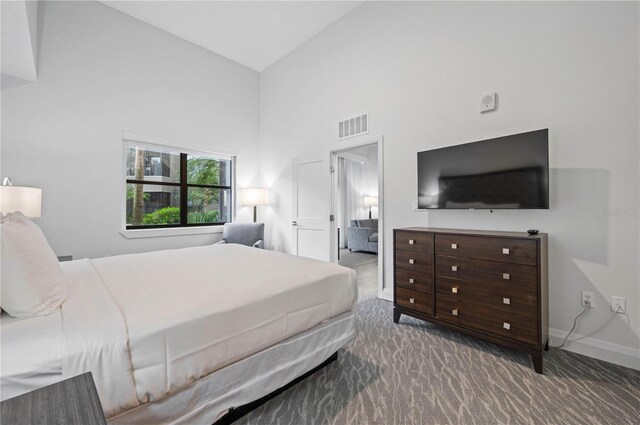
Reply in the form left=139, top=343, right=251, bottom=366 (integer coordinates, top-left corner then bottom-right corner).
left=108, top=311, right=355, bottom=425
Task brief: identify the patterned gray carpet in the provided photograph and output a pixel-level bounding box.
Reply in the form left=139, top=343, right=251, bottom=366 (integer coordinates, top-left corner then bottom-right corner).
left=236, top=296, right=640, bottom=425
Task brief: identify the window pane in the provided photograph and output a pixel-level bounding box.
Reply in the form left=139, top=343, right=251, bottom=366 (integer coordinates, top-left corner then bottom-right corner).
left=126, top=184, right=180, bottom=226
left=187, top=155, right=231, bottom=186
left=126, top=146, right=180, bottom=183
left=187, top=187, right=231, bottom=224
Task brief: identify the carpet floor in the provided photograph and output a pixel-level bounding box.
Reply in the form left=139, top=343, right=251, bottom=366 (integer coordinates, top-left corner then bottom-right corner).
left=236, top=296, right=640, bottom=425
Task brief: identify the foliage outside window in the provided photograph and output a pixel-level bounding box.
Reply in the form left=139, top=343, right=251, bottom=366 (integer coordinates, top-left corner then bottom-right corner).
left=125, top=142, right=232, bottom=229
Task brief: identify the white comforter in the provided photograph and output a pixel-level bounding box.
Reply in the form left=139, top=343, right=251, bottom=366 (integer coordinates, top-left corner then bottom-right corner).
left=61, top=244, right=357, bottom=418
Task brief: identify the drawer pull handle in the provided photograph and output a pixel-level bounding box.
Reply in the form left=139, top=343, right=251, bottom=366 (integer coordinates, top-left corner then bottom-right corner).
left=409, top=239, right=415, bottom=245
left=503, top=322, right=511, bottom=330
left=503, top=297, right=511, bottom=305
left=502, top=248, right=510, bottom=255
left=408, top=259, right=415, bottom=264
left=451, top=243, right=458, bottom=249
left=452, top=309, right=459, bottom=316
left=409, top=298, right=415, bottom=304
left=503, top=273, right=510, bottom=280
left=451, top=287, right=458, bottom=294
left=409, top=278, right=414, bottom=284
left=451, top=265, right=458, bottom=272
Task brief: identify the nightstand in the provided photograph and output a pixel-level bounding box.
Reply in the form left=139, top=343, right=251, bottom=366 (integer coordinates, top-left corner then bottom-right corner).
left=0, top=372, right=107, bottom=425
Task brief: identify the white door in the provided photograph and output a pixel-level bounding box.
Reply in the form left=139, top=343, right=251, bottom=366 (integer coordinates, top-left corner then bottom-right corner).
left=292, top=153, right=331, bottom=261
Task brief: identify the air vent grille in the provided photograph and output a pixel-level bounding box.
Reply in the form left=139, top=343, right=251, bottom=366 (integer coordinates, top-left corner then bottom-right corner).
left=338, top=113, right=368, bottom=140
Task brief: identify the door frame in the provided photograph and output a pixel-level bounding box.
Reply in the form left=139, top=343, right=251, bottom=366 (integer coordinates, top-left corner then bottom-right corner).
left=329, top=135, right=386, bottom=300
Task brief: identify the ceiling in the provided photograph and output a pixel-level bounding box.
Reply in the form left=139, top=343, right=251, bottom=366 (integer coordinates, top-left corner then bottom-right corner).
left=1, top=0, right=38, bottom=83
left=100, top=1, right=363, bottom=72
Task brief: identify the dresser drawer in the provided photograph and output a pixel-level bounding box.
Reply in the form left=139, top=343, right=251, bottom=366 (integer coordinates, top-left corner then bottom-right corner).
left=395, top=268, right=433, bottom=293
left=436, top=298, right=538, bottom=345
left=394, top=231, right=433, bottom=253
left=435, top=234, right=538, bottom=266
left=395, top=250, right=432, bottom=273
left=395, top=287, right=433, bottom=315
left=436, top=276, right=537, bottom=314
left=435, top=256, right=537, bottom=291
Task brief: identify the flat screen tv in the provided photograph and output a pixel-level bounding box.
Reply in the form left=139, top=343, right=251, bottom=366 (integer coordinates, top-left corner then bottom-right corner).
left=417, top=129, right=549, bottom=209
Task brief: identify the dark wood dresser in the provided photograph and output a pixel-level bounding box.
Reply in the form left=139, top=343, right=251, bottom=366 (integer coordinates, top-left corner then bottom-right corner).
left=393, top=227, right=548, bottom=373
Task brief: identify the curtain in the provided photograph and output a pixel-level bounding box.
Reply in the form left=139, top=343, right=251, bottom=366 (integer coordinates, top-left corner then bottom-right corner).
left=337, top=157, right=367, bottom=248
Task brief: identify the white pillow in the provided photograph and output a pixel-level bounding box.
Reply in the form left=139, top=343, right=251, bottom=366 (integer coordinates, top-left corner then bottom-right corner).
left=1, top=212, right=67, bottom=318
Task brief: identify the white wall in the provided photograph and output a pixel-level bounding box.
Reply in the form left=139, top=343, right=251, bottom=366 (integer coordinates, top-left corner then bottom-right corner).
left=259, top=2, right=639, bottom=367
left=365, top=144, right=378, bottom=198
left=364, top=144, right=378, bottom=218
left=1, top=1, right=260, bottom=259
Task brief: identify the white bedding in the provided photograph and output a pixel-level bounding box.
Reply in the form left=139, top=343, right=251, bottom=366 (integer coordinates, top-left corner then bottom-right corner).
left=0, top=311, right=63, bottom=400
left=54, top=244, right=356, bottom=418
left=110, top=311, right=355, bottom=425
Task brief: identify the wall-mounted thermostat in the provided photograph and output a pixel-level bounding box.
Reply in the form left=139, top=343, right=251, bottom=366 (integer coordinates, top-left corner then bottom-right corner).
left=481, top=93, right=497, bottom=113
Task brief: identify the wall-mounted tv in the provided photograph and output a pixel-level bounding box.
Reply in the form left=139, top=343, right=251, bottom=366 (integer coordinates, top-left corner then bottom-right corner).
left=417, top=129, right=549, bottom=209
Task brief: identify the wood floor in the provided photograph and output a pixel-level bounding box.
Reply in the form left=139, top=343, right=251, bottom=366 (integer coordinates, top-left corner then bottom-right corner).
left=338, top=249, right=378, bottom=297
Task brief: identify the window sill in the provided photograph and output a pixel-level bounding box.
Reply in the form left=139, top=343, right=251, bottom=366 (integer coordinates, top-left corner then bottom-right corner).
left=119, top=226, right=224, bottom=239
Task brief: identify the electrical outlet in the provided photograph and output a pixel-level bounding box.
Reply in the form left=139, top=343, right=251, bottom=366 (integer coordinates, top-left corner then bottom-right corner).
left=581, top=291, right=594, bottom=307
left=611, top=296, right=626, bottom=313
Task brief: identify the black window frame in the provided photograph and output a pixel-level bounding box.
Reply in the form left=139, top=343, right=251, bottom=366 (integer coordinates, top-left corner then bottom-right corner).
left=126, top=149, right=233, bottom=230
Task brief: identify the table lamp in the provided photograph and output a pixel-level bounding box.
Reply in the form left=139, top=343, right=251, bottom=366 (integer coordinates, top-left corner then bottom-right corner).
left=239, top=188, right=268, bottom=223
left=364, top=195, right=378, bottom=219
left=0, top=177, right=42, bottom=218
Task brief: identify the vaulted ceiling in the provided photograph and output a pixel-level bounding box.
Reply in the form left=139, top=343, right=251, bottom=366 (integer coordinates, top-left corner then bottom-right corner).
left=100, top=1, right=364, bottom=72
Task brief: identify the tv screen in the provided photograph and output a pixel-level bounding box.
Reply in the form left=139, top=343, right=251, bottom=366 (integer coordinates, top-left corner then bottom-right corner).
left=417, top=129, right=549, bottom=209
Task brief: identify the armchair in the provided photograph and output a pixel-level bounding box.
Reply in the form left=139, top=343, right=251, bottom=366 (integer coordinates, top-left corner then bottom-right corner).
left=216, top=223, right=264, bottom=248
left=347, top=219, right=378, bottom=253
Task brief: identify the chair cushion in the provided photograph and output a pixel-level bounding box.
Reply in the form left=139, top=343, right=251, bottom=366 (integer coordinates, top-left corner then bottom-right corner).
left=355, top=219, right=373, bottom=229
left=368, top=233, right=379, bottom=243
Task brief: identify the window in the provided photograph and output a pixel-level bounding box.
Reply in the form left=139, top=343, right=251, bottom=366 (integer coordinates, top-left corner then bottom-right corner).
left=125, top=142, right=233, bottom=229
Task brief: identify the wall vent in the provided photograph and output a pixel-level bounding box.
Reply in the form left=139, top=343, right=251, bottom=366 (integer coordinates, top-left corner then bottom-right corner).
left=338, top=113, right=368, bottom=140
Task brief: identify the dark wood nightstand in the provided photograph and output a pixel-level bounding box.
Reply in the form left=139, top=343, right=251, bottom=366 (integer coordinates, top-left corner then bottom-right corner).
left=1, top=372, right=107, bottom=425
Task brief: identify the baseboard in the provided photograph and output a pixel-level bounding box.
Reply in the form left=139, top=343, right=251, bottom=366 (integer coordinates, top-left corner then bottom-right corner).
left=549, top=328, right=639, bottom=370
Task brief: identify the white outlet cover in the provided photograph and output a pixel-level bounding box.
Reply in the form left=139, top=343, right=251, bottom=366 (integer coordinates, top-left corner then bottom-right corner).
left=611, top=296, right=626, bottom=313
left=581, top=291, right=594, bottom=307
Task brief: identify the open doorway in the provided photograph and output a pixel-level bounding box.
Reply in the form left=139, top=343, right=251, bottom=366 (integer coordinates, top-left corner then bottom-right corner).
left=331, top=141, right=382, bottom=298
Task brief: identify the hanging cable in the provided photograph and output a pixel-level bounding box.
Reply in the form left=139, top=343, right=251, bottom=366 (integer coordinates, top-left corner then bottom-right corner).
left=550, top=302, right=591, bottom=349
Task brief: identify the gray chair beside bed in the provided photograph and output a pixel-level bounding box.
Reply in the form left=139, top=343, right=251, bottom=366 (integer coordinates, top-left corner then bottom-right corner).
left=347, top=219, right=378, bottom=254
left=216, top=223, right=264, bottom=248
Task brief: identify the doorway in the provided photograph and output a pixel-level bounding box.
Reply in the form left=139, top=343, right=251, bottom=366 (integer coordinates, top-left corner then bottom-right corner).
left=331, top=139, right=383, bottom=299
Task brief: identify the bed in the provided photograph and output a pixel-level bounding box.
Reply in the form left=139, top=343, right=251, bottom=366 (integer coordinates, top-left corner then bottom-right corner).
left=1, top=243, right=357, bottom=423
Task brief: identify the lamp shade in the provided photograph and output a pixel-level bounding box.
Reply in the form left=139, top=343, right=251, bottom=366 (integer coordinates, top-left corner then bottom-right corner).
left=0, top=186, right=42, bottom=218
left=239, top=188, right=268, bottom=206
left=364, top=195, right=378, bottom=207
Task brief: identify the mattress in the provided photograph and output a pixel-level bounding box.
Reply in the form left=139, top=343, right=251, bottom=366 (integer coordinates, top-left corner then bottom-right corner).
left=19, top=243, right=357, bottom=419
left=0, top=312, right=63, bottom=401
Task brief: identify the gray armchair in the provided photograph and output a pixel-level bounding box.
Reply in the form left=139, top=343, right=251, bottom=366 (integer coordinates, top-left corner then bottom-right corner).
left=216, top=223, right=264, bottom=248
left=347, top=219, right=378, bottom=253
